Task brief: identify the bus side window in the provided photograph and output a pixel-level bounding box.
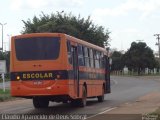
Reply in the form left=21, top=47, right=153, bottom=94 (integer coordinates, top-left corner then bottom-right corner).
left=100, top=52, right=105, bottom=68
left=67, top=41, right=72, bottom=64
left=89, top=48, right=94, bottom=68
left=84, top=46, right=90, bottom=67
left=78, top=44, right=85, bottom=66
left=94, top=50, right=100, bottom=68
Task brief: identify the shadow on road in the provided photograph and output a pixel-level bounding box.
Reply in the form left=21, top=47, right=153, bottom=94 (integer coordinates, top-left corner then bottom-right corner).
left=24, top=99, right=109, bottom=114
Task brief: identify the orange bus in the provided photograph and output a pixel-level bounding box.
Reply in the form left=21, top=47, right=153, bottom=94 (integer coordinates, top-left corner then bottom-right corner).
left=10, top=33, right=111, bottom=108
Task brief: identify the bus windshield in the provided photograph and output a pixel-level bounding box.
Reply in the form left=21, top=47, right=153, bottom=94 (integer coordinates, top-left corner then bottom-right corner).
left=15, top=37, right=60, bottom=61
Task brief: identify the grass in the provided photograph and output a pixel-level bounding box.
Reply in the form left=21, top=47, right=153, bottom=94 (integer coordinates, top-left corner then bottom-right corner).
left=152, top=107, right=160, bottom=114
left=0, top=89, right=10, bottom=94
left=0, top=89, right=13, bottom=102
left=147, top=107, right=160, bottom=120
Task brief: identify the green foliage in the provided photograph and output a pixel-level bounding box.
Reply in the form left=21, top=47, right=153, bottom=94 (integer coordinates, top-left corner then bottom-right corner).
left=124, top=42, right=157, bottom=75
left=111, top=51, right=125, bottom=71
left=0, top=89, right=10, bottom=94
left=22, top=12, right=110, bottom=47
left=0, top=89, right=12, bottom=102
left=149, top=107, right=160, bottom=120
left=155, top=58, right=160, bottom=69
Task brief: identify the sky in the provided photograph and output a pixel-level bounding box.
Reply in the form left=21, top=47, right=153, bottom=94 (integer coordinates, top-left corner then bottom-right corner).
left=0, top=0, right=160, bottom=52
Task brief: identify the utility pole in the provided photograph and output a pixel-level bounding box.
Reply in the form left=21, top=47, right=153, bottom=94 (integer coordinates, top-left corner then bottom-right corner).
left=154, top=34, right=160, bottom=58
left=0, top=23, right=7, bottom=52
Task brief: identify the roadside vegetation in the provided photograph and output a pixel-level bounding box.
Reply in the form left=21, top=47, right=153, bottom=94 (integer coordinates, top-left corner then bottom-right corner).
left=0, top=89, right=13, bottom=102
left=22, top=12, right=110, bottom=47
left=155, top=108, right=160, bottom=114
left=111, top=42, right=160, bottom=76
left=149, top=107, right=160, bottom=120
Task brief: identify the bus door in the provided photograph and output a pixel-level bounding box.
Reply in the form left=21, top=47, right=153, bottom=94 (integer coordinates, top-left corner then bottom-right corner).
left=71, top=46, right=79, bottom=97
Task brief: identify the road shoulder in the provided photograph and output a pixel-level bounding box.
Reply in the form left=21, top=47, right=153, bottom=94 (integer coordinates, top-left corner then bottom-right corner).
left=107, top=92, right=160, bottom=114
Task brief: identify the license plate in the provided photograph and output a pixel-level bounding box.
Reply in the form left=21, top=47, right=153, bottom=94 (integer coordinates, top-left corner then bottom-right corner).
left=33, top=81, right=43, bottom=85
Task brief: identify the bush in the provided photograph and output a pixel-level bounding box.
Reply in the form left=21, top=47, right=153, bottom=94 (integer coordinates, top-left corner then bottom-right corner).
left=0, top=89, right=12, bottom=102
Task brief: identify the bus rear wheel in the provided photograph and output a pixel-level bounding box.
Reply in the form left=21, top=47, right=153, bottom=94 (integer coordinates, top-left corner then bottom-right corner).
left=33, top=97, right=49, bottom=108
left=97, top=86, right=104, bottom=102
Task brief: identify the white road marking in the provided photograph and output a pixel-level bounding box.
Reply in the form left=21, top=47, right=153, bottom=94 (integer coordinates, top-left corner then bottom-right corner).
left=85, top=107, right=117, bottom=119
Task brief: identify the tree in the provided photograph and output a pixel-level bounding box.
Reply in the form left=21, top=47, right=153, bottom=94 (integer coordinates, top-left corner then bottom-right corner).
left=123, top=42, right=157, bottom=75
left=22, top=12, right=110, bottom=47
left=111, top=51, right=124, bottom=71
left=155, top=58, right=160, bottom=71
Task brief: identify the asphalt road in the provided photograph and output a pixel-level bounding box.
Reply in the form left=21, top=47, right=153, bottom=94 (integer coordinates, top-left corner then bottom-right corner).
left=0, top=76, right=160, bottom=117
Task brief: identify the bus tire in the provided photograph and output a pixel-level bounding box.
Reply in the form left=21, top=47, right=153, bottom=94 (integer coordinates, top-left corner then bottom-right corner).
left=78, top=86, right=87, bottom=107
left=62, top=100, right=68, bottom=104
left=97, top=86, right=104, bottom=102
left=33, top=97, right=49, bottom=108
left=70, top=100, right=78, bottom=107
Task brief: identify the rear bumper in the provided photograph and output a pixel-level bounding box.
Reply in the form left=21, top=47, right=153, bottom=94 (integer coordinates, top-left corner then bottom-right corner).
left=11, top=80, right=69, bottom=97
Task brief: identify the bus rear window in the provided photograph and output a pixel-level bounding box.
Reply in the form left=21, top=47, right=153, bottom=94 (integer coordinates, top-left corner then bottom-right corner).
left=15, top=37, right=60, bottom=61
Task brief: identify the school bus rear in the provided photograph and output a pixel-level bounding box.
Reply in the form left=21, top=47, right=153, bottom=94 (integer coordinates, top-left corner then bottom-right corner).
left=10, top=33, right=70, bottom=98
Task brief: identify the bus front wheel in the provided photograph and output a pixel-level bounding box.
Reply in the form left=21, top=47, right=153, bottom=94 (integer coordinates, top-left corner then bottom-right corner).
left=97, top=86, right=105, bottom=102
left=70, top=86, right=87, bottom=107
left=33, top=97, right=49, bottom=108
